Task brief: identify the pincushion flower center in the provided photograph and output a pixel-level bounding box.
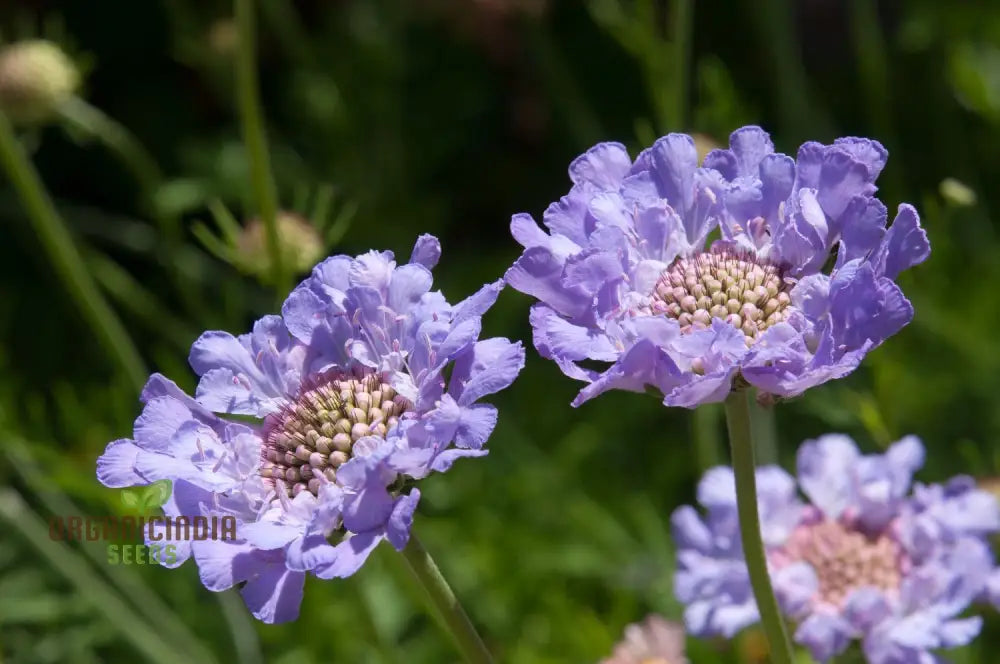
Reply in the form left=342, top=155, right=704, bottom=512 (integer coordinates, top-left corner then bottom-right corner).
left=651, top=248, right=791, bottom=343
left=260, top=367, right=411, bottom=497
left=778, top=519, right=905, bottom=608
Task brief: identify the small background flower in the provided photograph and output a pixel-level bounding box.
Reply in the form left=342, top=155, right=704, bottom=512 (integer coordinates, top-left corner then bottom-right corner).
left=600, top=614, right=688, bottom=664
left=673, top=434, right=1000, bottom=663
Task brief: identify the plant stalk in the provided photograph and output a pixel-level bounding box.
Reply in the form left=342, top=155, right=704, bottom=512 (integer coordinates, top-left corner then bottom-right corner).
left=399, top=534, right=494, bottom=664
left=234, top=0, right=287, bottom=295
left=723, top=389, right=795, bottom=664
left=0, top=109, right=147, bottom=390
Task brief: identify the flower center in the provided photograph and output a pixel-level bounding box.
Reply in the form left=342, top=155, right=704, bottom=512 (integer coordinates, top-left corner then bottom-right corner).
left=777, top=519, right=905, bottom=608
left=259, top=367, right=411, bottom=497
left=650, top=248, right=791, bottom=343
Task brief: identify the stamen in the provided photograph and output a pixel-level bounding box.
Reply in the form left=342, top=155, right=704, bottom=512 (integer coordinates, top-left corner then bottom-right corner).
left=651, top=247, right=793, bottom=344
left=774, top=519, right=906, bottom=608
left=259, top=367, right=412, bottom=498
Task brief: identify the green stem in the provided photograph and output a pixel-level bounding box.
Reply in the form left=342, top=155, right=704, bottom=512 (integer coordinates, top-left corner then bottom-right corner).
left=88, top=250, right=196, bottom=351
left=723, top=389, right=795, bottom=664
left=54, top=96, right=205, bottom=314
left=234, top=0, right=286, bottom=295
left=216, top=590, right=264, bottom=664
left=670, top=0, right=693, bottom=130
left=0, top=110, right=147, bottom=390
left=55, top=97, right=165, bottom=217
left=399, top=534, right=494, bottom=664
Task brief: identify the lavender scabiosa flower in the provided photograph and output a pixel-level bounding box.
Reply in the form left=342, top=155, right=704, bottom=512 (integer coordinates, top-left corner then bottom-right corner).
left=505, top=126, right=929, bottom=408
left=600, top=614, right=688, bottom=664
left=672, top=434, right=1000, bottom=663
left=97, top=235, right=525, bottom=624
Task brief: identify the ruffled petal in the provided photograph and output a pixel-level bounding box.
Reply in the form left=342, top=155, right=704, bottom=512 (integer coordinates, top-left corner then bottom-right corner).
left=448, top=338, right=526, bottom=406
left=630, top=133, right=699, bottom=217
left=189, top=331, right=257, bottom=380
left=134, top=397, right=196, bottom=451
left=194, top=368, right=271, bottom=416
left=796, top=434, right=861, bottom=519
left=338, top=453, right=396, bottom=534
left=816, top=148, right=876, bottom=221
left=696, top=467, right=737, bottom=511
left=388, top=264, right=434, bottom=313
left=836, top=197, right=887, bottom=268
left=280, top=285, right=328, bottom=346
left=409, top=234, right=441, bottom=269
left=833, top=137, right=888, bottom=181
left=568, top=141, right=632, bottom=188
left=571, top=338, right=683, bottom=407
left=773, top=562, right=819, bottom=618
left=349, top=250, right=395, bottom=291
left=670, top=505, right=714, bottom=552
left=452, top=279, right=503, bottom=323
left=727, top=125, right=775, bottom=177
left=873, top=204, right=930, bottom=280
left=96, top=440, right=147, bottom=487
left=794, top=612, right=853, bottom=662
left=191, top=539, right=258, bottom=591
left=313, top=531, right=384, bottom=580
left=240, top=564, right=305, bottom=624
left=385, top=489, right=420, bottom=550
left=529, top=304, right=617, bottom=362
left=504, top=246, right=589, bottom=318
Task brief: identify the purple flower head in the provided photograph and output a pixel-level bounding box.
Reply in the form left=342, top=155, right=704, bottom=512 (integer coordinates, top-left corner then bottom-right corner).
left=672, top=434, right=1000, bottom=663
left=96, top=236, right=524, bottom=623
left=506, top=127, right=929, bottom=408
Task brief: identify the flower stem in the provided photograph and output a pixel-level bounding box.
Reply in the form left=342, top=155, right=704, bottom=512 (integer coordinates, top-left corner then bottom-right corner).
left=0, top=109, right=147, bottom=390
left=670, top=0, right=693, bottom=130
left=234, top=0, right=287, bottom=297
left=55, top=96, right=165, bottom=221
left=723, top=389, right=795, bottom=664
left=399, top=534, right=494, bottom=664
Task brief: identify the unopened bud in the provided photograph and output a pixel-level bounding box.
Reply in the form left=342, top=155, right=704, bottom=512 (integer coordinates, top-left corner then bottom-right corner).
left=207, top=20, right=239, bottom=59
left=0, top=40, right=79, bottom=125
left=939, top=177, right=976, bottom=207
left=236, top=212, right=324, bottom=277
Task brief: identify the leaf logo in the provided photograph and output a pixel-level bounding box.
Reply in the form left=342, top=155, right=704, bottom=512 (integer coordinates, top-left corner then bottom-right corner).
left=120, top=479, right=172, bottom=515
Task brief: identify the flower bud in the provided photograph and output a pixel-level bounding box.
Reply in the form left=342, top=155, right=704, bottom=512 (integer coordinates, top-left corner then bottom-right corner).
left=939, top=177, right=976, bottom=207
left=236, top=212, right=324, bottom=277
left=0, top=40, right=79, bottom=125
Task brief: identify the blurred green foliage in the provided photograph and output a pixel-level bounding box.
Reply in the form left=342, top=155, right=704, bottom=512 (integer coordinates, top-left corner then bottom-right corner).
left=1, top=1, right=999, bottom=662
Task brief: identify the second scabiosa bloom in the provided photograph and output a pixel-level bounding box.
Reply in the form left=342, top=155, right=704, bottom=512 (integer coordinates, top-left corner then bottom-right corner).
left=97, top=235, right=524, bottom=623
left=673, top=434, right=1000, bottom=663
left=505, top=126, right=929, bottom=407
